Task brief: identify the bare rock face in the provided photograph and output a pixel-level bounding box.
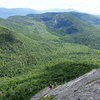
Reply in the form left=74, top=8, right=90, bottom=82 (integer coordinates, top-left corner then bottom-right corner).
left=30, top=69, right=100, bottom=100
left=52, top=18, right=72, bottom=28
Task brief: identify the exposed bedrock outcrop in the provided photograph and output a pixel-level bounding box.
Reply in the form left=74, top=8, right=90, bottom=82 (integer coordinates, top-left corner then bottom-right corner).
left=31, top=68, right=100, bottom=100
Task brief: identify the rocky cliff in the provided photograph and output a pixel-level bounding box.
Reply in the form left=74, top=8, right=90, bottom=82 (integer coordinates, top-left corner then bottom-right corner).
left=30, top=68, right=100, bottom=100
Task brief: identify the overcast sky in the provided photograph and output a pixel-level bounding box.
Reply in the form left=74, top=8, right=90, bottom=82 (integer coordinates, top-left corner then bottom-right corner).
left=0, top=0, right=100, bottom=14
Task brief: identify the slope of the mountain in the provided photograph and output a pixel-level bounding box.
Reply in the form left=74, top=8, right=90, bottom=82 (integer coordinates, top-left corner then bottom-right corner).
left=31, top=68, right=100, bottom=100
left=0, top=8, right=40, bottom=18
left=0, top=25, right=59, bottom=78
left=27, top=12, right=100, bottom=49
left=70, top=12, right=100, bottom=25
left=27, top=12, right=100, bottom=32
left=54, top=68, right=100, bottom=100
left=1, top=24, right=100, bottom=100
left=0, top=26, right=39, bottom=77
left=0, top=16, right=59, bottom=42
left=0, top=26, right=16, bottom=44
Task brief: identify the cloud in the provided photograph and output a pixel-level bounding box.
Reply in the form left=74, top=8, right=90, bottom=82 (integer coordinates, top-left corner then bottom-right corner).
left=0, top=0, right=100, bottom=14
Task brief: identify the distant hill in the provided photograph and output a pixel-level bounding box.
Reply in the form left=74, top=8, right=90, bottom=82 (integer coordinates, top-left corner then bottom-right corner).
left=0, top=8, right=78, bottom=18
left=27, top=12, right=100, bottom=49
left=69, top=12, right=100, bottom=25
left=41, top=8, right=77, bottom=13
left=95, top=15, right=100, bottom=18
left=0, top=8, right=40, bottom=18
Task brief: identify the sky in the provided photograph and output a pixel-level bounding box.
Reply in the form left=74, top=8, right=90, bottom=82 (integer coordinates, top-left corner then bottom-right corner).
left=0, top=0, right=100, bottom=14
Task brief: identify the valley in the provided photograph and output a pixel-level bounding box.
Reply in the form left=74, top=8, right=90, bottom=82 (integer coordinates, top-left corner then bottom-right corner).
left=0, top=12, right=100, bottom=100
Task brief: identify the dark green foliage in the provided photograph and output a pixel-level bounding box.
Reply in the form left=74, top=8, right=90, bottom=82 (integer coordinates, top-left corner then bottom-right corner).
left=0, top=33, right=14, bottom=43
left=0, top=27, right=15, bottom=43
left=64, top=27, right=78, bottom=34
left=44, top=62, right=99, bottom=83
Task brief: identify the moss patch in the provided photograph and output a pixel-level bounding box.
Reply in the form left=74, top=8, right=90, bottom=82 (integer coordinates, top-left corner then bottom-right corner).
left=39, top=95, right=56, bottom=100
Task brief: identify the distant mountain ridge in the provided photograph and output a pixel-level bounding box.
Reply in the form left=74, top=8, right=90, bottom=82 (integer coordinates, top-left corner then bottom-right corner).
left=69, top=12, right=100, bottom=25
left=0, top=8, right=77, bottom=18
left=95, top=15, right=100, bottom=18
left=0, top=8, right=40, bottom=18
left=41, top=8, right=77, bottom=13
left=0, top=7, right=100, bottom=19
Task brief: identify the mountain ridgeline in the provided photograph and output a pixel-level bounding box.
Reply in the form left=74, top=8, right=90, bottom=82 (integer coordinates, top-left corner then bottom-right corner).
left=27, top=12, right=100, bottom=49
left=0, top=11, right=100, bottom=100
left=0, top=8, right=76, bottom=18
left=0, top=8, right=40, bottom=18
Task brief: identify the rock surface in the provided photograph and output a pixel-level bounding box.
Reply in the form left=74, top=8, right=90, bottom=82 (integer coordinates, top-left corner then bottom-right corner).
left=30, top=68, right=100, bottom=100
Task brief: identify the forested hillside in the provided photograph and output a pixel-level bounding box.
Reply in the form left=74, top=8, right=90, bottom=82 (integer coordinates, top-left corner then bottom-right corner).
left=28, top=12, right=100, bottom=49
left=0, top=12, right=100, bottom=100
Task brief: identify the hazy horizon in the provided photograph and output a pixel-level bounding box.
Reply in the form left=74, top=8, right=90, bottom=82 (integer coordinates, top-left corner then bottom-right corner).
left=0, top=0, right=100, bottom=14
